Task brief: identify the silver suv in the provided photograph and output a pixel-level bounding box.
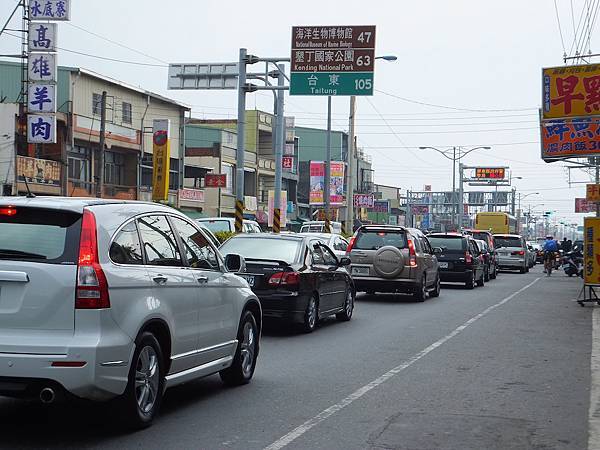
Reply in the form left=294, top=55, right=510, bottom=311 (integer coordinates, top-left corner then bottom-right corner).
left=347, top=225, right=441, bottom=301
left=0, top=198, right=261, bottom=428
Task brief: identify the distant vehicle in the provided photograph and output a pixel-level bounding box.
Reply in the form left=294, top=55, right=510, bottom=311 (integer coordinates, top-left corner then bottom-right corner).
left=475, top=212, right=517, bottom=234
left=196, top=217, right=262, bottom=234
left=219, top=233, right=354, bottom=333
left=0, top=198, right=262, bottom=428
left=299, top=221, right=342, bottom=234
left=474, top=239, right=494, bottom=282
left=494, top=234, right=529, bottom=273
left=525, top=244, right=536, bottom=268
left=462, top=229, right=498, bottom=280
left=196, top=223, right=221, bottom=248
left=527, top=241, right=543, bottom=264
left=428, top=233, right=486, bottom=289
left=298, top=232, right=349, bottom=260
left=346, top=225, right=441, bottom=302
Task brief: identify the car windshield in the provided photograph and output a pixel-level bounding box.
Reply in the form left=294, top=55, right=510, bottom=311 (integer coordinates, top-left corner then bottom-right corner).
left=354, top=230, right=407, bottom=250
left=0, top=207, right=81, bottom=264
left=471, top=232, right=489, bottom=242
left=428, top=236, right=466, bottom=251
left=220, top=237, right=301, bottom=263
left=300, top=225, right=323, bottom=232
left=495, top=237, right=522, bottom=248
left=198, top=220, right=231, bottom=233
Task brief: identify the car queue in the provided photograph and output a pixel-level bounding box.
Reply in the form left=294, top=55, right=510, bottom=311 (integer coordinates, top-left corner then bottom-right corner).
left=0, top=197, right=539, bottom=428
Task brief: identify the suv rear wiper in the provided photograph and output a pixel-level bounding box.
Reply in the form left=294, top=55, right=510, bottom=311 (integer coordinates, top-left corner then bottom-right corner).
left=0, top=249, right=47, bottom=259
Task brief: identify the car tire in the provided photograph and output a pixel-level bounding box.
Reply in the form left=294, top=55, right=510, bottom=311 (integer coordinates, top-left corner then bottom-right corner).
left=465, top=271, right=475, bottom=289
left=476, top=271, right=485, bottom=287
left=336, top=289, right=354, bottom=321
left=413, top=275, right=427, bottom=302
left=484, top=265, right=490, bottom=282
left=220, top=310, right=259, bottom=386
left=429, top=273, right=441, bottom=298
left=119, top=332, right=165, bottom=429
left=302, top=295, right=319, bottom=333
left=520, top=266, right=526, bottom=274
left=490, top=265, right=497, bottom=280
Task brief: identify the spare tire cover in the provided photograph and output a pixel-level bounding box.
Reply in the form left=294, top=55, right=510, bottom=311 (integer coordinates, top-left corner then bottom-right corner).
left=373, top=246, right=405, bottom=278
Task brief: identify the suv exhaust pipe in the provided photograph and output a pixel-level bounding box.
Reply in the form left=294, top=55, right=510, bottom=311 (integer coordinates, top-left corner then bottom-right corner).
left=39, top=387, right=56, bottom=404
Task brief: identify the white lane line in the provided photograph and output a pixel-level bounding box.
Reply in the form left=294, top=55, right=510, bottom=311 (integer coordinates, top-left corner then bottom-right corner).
left=589, top=306, right=600, bottom=450
left=264, top=277, right=541, bottom=450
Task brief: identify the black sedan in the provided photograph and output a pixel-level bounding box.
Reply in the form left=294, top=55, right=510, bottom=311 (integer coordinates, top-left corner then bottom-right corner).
left=219, top=233, right=355, bottom=333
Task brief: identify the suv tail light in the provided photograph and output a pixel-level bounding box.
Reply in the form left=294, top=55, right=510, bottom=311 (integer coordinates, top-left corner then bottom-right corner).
left=465, top=251, right=473, bottom=265
left=268, top=271, right=300, bottom=286
left=0, top=206, right=17, bottom=216
left=511, top=250, right=525, bottom=256
left=76, top=209, right=110, bottom=309
left=407, top=239, right=417, bottom=267
left=346, top=236, right=356, bottom=252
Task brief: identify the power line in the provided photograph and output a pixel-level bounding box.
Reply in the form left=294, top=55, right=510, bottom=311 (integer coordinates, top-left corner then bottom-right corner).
left=555, top=0, right=568, bottom=55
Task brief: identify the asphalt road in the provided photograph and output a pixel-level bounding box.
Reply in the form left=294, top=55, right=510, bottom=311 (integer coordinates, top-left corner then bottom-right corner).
left=0, top=266, right=590, bottom=450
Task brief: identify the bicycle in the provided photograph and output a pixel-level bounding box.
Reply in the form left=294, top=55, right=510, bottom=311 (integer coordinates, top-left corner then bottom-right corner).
left=544, top=251, right=555, bottom=276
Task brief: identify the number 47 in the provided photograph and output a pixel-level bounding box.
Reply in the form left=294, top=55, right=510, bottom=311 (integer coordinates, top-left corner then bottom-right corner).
left=357, top=31, right=372, bottom=43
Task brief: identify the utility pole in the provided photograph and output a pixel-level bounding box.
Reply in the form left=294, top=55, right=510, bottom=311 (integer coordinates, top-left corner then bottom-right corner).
left=324, top=96, right=332, bottom=232
left=96, top=90, right=107, bottom=198
left=458, top=162, right=464, bottom=229
left=452, top=146, right=457, bottom=228
left=345, top=95, right=357, bottom=234
left=234, top=48, right=248, bottom=232
left=273, top=64, right=285, bottom=233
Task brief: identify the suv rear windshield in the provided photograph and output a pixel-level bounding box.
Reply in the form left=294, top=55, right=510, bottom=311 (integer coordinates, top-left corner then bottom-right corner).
left=354, top=229, right=407, bottom=250
left=0, top=207, right=81, bottom=264
left=471, top=232, right=490, bottom=243
left=495, top=236, right=522, bottom=248
left=427, top=236, right=466, bottom=251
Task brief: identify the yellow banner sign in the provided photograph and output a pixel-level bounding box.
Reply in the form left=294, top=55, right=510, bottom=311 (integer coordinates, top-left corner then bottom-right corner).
left=584, top=217, right=600, bottom=285
left=543, top=64, right=600, bottom=119
left=152, top=119, right=170, bottom=201
left=587, top=184, right=600, bottom=202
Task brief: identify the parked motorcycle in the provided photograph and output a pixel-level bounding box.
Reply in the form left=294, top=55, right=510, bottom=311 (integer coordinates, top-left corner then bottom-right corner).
left=562, top=246, right=583, bottom=278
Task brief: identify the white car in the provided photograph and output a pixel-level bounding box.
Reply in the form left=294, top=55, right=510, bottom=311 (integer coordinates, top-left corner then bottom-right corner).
left=297, top=232, right=350, bottom=260
left=0, top=198, right=261, bottom=428
left=197, top=217, right=262, bottom=234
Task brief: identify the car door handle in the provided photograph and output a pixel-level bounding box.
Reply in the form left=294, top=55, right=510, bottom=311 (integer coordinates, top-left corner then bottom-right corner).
left=152, top=275, right=168, bottom=285
left=196, top=276, right=209, bottom=284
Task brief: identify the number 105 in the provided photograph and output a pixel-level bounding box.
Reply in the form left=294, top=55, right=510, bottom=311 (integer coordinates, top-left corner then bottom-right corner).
left=354, top=78, right=373, bottom=90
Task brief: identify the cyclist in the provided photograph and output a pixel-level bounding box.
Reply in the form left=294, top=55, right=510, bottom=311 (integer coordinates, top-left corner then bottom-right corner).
left=543, top=235, right=559, bottom=276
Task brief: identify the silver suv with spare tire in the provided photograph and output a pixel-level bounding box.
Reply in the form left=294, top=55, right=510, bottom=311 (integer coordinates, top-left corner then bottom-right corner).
left=347, top=225, right=441, bottom=301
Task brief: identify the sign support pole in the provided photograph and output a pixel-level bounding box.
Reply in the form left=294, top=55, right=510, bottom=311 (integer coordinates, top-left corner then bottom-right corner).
left=345, top=95, right=356, bottom=234
left=273, top=64, right=285, bottom=233
left=324, top=96, right=332, bottom=233
left=235, top=48, right=247, bottom=232
left=458, top=163, right=464, bottom=229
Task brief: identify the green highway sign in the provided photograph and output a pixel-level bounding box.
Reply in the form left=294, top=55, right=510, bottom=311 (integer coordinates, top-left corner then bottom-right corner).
left=290, top=25, right=376, bottom=96
left=290, top=72, right=373, bottom=96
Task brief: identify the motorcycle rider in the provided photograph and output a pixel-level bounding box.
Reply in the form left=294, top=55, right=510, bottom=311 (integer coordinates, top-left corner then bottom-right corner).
left=543, top=235, right=559, bottom=276
left=561, top=237, right=572, bottom=253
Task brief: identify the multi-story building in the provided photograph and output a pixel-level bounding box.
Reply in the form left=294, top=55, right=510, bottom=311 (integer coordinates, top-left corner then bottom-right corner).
left=0, top=61, right=194, bottom=203
left=194, top=110, right=299, bottom=226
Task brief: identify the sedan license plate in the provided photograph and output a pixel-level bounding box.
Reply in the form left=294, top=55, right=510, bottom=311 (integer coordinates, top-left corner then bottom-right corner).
left=352, top=266, right=369, bottom=276
left=438, top=262, right=449, bottom=269
left=239, top=274, right=255, bottom=286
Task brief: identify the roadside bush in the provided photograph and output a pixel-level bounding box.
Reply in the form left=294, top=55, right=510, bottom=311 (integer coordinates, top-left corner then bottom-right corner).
left=215, top=231, right=236, bottom=244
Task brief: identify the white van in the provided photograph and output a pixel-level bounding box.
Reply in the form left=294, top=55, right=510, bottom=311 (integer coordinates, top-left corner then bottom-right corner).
left=299, top=221, right=343, bottom=234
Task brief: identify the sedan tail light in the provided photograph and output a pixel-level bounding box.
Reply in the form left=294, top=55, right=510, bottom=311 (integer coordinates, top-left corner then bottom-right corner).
left=76, top=209, right=110, bottom=309
left=511, top=250, right=525, bottom=256
left=346, top=236, right=356, bottom=252
left=268, top=271, right=300, bottom=286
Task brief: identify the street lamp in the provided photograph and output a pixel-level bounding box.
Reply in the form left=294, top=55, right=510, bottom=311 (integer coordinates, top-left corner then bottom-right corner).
left=346, top=55, right=397, bottom=231
left=418, top=145, right=490, bottom=228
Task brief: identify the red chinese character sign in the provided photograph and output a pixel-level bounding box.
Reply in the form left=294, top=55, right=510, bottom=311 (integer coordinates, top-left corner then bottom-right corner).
left=205, top=174, right=227, bottom=188
left=282, top=156, right=294, bottom=171
left=543, top=64, right=600, bottom=119
left=541, top=118, right=600, bottom=160
left=474, top=168, right=506, bottom=179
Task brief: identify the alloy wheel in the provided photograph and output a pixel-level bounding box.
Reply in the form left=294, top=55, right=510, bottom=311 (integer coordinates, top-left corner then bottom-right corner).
left=135, top=346, right=160, bottom=414
left=240, top=321, right=255, bottom=378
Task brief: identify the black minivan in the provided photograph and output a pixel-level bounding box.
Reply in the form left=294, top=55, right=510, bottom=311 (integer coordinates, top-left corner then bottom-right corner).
left=427, top=233, right=486, bottom=289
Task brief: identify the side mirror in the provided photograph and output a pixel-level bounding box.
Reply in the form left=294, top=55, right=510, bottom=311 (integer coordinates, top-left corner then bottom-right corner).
left=433, top=247, right=442, bottom=255
left=339, top=257, right=351, bottom=266
left=224, top=253, right=246, bottom=273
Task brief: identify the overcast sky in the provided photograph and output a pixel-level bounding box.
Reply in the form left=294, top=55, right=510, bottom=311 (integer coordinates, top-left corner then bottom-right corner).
left=0, top=0, right=595, bottom=227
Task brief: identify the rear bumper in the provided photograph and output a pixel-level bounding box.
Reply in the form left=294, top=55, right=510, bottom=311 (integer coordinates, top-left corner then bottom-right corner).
left=0, top=311, right=134, bottom=401
left=255, top=291, right=311, bottom=323
left=353, top=276, right=417, bottom=293
left=497, top=257, right=526, bottom=268
left=439, top=270, right=471, bottom=283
